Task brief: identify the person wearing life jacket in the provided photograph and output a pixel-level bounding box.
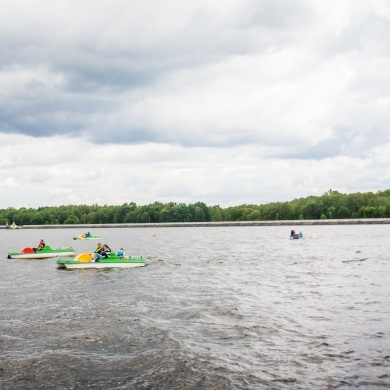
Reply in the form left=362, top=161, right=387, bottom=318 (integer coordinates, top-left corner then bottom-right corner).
left=93, top=243, right=104, bottom=261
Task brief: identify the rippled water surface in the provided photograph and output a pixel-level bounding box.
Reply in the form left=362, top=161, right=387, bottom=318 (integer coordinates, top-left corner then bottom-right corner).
left=1, top=225, right=390, bottom=389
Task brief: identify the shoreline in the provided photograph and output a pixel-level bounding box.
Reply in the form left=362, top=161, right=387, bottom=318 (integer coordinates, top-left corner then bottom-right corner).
left=2, top=218, right=390, bottom=229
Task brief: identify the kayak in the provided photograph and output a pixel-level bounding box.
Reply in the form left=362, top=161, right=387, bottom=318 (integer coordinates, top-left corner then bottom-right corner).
left=73, top=234, right=101, bottom=240
left=8, top=245, right=75, bottom=259
left=57, top=252, right=147, bottom=269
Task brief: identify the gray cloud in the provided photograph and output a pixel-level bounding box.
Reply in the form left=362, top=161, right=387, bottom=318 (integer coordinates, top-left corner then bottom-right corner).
left=0, top=1, right=389, bottom=208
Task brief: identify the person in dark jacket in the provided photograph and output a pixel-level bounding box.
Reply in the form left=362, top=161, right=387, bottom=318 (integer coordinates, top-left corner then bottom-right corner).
left=34, top=239, right=45, bottom=252
left=102, top=244, right=112, bottom=258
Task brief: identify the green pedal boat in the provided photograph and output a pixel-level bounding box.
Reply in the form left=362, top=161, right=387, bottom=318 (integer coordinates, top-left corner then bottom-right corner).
left=8, top=246, right=75, bottom=259
left=57, top=252, right=147, bottom=269
left=73, top=233, right=101, bottom=240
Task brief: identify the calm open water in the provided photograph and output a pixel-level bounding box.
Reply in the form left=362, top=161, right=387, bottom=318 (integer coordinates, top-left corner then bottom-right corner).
left=0, top=225, right=389, bottom=389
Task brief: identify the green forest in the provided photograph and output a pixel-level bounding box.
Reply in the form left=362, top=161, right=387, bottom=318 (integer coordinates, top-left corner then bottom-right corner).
left=2, top=189, right=390, bottom=226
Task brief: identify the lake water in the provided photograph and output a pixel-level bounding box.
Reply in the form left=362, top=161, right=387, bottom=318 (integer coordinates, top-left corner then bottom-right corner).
left=1, top=225, right=389, bottom=389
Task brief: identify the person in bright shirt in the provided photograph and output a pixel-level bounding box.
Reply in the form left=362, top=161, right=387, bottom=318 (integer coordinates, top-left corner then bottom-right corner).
left=117, top=248, right=125, bottom=258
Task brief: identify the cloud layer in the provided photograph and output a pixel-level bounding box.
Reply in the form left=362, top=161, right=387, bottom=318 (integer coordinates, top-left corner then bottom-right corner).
left=1, top=0, right=390, bottom=208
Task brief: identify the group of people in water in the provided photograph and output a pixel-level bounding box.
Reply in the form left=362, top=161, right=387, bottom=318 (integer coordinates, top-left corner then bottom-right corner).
left=93, top=243, right=126, bottom=262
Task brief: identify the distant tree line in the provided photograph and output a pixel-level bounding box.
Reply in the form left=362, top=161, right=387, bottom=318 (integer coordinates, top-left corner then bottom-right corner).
left=2, top=189, right=390, bottom=226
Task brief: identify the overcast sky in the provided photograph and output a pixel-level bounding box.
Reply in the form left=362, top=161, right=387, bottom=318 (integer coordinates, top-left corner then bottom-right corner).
left=1, top=0, right=389, bottom=209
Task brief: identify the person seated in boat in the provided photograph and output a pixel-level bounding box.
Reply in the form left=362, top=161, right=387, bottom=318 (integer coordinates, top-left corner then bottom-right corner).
left=34, top=239, right=45, bottom=252
left=290, top=230, right=295, bottom=236
left=117, top=248, right=125, bottom=258
left=102, top=244, right=112, bottom=259
left=94, top=243, right=104, bottom=261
